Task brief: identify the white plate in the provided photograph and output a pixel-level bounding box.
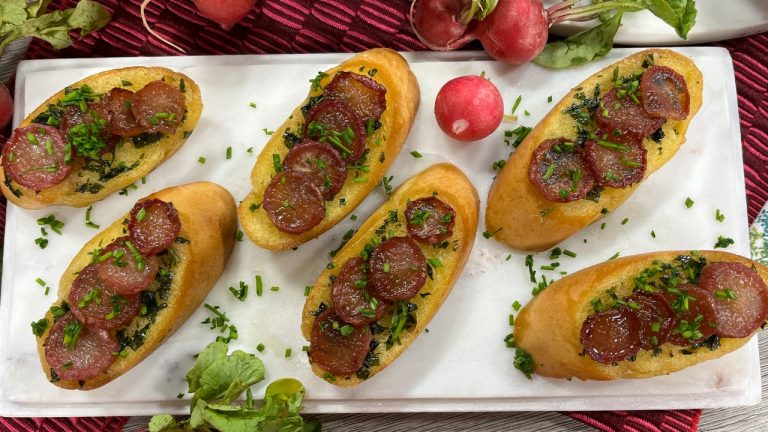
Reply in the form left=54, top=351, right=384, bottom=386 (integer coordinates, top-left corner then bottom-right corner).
left=546, top=1, right=768, bottom=45
left=0, top=48, right=757, bottom=417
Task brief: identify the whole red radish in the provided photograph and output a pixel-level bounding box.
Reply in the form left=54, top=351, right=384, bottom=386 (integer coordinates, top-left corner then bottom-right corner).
left=477, top=0, right=549, bottom=65
left=0, top=84, right=12, bottom=130
left=410, top=0, right=476, bottom=51
left=434, top=75, right=504, bottom=142
left=192, top=0, right=256, bottom=30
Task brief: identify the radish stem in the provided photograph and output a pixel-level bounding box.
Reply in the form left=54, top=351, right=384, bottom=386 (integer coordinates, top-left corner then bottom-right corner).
left=140, top=0, right=186, bottom=54
left=460, top=0, right=499, bottom=23
left=547, top=0, right=643, bottom=25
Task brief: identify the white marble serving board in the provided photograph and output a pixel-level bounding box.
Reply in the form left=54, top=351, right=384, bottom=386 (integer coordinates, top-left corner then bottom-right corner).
left=0, top=48, right=757, bottom=416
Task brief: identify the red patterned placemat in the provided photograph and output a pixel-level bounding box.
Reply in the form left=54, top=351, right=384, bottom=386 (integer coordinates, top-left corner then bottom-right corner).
left=1, top=1, right=765, bottom=431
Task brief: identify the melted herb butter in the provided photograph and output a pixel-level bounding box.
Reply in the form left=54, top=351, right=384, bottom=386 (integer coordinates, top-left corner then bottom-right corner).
left=4, top=176, right=22, bottom=197
left=131, top=132, right=163, bottom=149
left=31, top=104, right=64, bottom=128
left=115, top=246, right=181, bottom=351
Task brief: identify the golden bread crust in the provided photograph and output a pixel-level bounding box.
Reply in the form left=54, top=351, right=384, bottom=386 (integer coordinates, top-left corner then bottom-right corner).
left=0, top=67, right=203, bottom=209
left=35, top=181, right=236, bottom=390
left=486, top=49, right=703, bottom=251
left=301, top=163, right=479, bottom=386
left=238, top=48, right=420, bottom=250
left=515, top=250, right=768, bottom=380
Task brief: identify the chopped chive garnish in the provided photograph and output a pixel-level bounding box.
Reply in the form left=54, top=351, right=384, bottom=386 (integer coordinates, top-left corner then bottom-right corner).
left=685, top=197, right=694, bottom=208
left=563, top=249, right=577, bottom=258
left=427, top=258, right=443, bottom=268
left=198, top=156, right=206, bottom=164
left=621, top=217, right=629, bottom=225
left=410, top=150, right=422, bottom=158
left=256, top=343, right=265, bottom=352
left=226, top=146, right=232, bottom=159
left=512, top=301, right=521, bottom=311
left=715, top=209, right=725, bottom=222
left=510, top=95, right=522, bottom=115
left=542, top=163, right=556, bottom=180
left=255, top=275, right=263, bottom=296
left=284, top=348, right=292, bottom=358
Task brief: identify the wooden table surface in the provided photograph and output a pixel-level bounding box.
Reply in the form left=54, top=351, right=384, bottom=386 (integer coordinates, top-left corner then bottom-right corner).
left=123, top=331, right=767, bottom=431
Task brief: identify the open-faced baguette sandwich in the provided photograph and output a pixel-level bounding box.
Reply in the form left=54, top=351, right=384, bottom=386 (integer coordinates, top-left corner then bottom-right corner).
left=514, top=250, right=768, bottom=380
left=0, top=67, right=202, bottom=209
left=301, top=163, right=478, bottom=386
left=238, top=48, right=420, bottom=250
left=486, top=49, right=703, bottom=251
left=33, top=182, right=236, bottom=390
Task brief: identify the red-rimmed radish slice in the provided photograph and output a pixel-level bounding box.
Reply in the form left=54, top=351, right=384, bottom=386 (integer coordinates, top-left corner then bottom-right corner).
left=96, top=236, right=159, bottom=295
left=128, top=199, right=181, bottom=256
left=44, top=313, right=119, bottom=381
left=2, top=125, right=71, bottom=190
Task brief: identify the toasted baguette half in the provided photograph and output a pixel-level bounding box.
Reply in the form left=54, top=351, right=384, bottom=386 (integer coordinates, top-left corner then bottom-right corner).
left=486, top=49, right=703, bottom=251
left=515, top=250, right=768, bottom=381
left=238, top=48, right=420, bottom=250
left=301, top=163, right=478, bottom=386
left=35, top=181, right=236, bottom=390
left=0, top=67, right=203, bottom=209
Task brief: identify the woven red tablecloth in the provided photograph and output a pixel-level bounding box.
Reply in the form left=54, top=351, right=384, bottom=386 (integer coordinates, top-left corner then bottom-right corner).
left=1, top=1, right=766, bottom=431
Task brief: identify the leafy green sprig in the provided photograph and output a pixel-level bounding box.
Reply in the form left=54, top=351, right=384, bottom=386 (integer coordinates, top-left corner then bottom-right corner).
left=0, top=1, right=111, bottom=59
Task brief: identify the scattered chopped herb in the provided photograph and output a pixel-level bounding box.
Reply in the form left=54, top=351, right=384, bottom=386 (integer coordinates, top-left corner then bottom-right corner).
left=715, top=209, right=725, bottom=222
left=714, top=289, right=737, bottom=300
left=309, top=71, right=329, bottom=91
left=482, top=228, right=502, bottom=239
left=37, top=215, right=65, bottom=235
left=427, top=257, right=443, bottom=268
left=410, top=150, right=422, bottom=158
left=198, top=156, right=206, bottom=164
left=714, top=236, right=734, bottom=249
left=512, top=301, right=521, bottom=311
left=685, top=197, right=694, bottom=208
left=284, top=348, right=292, bottom=358
left=255, top=275, right=263, bottom=296
left=504, top=125, right=532, bottom=148
left=510, top=95, right=522, bottom=115
left=226, top=146, right=232, bottom=159
left=621, top=217, right=629, bottom=225
left=256, top=343, right=265, bottom=352
left=31, top=318, right=49, bottom=337
left=651, top=230, right=656, bottom=238
left=525, top=255, right=536, bottom=283
left=229, top=281, right=249, bottom=301
left=85, top=206, right=99, bottom=229
left=514, top=349, right=534, bottom=379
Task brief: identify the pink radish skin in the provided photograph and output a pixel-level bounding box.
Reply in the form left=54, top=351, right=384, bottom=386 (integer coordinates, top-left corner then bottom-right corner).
left=192, top=0, right=256, bottom=30
left=434, top=75, right=504, bottom=142
left=477, top=0, right=549, bottom=65
left=0, top=84, right=12, bottom=130
left=410, top=0, right=475, bottom=51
